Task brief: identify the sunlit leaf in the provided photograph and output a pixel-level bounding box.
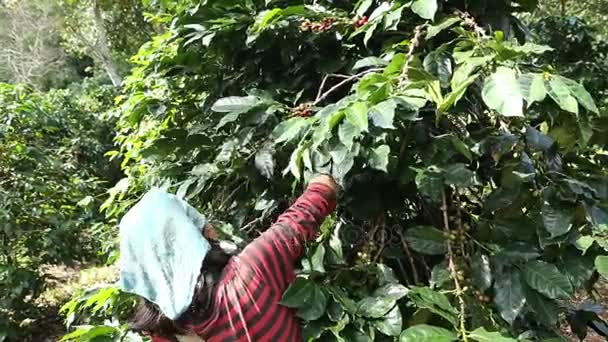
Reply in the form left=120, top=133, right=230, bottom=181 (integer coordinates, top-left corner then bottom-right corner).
left=400, top=324, right=457, bottom=342
left=211, top=96, right=261, bottom=113
left=547, top=76, right=579, bottom=114
left=411, top=0, right=438, bottom=20
left=468, top=327, right=516, bottom=342
left=482, top=67, right=523, bottom=117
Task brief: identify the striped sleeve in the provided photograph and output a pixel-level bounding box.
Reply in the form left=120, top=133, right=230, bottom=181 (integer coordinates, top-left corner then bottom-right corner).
left=236, top=182, right=337, bottom=292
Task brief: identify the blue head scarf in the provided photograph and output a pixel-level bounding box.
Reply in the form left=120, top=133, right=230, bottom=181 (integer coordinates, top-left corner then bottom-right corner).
left=118, top=188, right=211, bottom=320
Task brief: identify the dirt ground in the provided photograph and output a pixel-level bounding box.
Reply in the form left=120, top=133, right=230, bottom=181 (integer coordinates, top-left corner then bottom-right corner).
left=22, top=264, right=118, bottom=342
left=560, top=279, right=608, bottom=342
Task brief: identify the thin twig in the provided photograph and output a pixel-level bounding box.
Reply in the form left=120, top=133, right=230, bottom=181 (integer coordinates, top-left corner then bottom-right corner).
left=313, top=68, right=382, bottom=106
left=241, top=217, right=262, bottom=232
left=373, top=226, right=386, bottom=262
left=217, top=182, right=246, bottom=211
left=441, top=189, right=468, bottom=342
left=328, top=73, right=353, bottom=79
left=455, top=10, right=487, bottom=39
left=455, top=196, right=468, bottom=259
left=399, top=231, right=420, bottom=285
left=394, top=257, right=412, bottom=286
left=398, top=24, right=426, bottom=88
left=315, top=74, right=331, bottom=102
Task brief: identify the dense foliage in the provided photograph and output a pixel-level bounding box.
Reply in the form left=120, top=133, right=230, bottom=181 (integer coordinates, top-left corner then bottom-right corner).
left=0, top=78, right=118, bottom=339
left=59, top=0, right=608, bottom=341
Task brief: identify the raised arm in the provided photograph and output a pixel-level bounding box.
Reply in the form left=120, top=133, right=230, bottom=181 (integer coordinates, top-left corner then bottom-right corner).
left=235, top=175, right=338, bottom=292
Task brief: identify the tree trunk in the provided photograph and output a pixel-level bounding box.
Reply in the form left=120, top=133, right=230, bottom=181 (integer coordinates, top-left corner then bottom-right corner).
left=93, top=0, right=122, bottom=87
left=560, top=0, right=567, bottom=16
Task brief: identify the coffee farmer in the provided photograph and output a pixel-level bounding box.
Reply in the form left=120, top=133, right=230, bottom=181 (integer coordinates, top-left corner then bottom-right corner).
left=119, top=174, right=339, bottom=342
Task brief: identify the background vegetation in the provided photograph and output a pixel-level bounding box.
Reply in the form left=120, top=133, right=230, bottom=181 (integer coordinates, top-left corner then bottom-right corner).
left=1, top=0, right=608, bottom=341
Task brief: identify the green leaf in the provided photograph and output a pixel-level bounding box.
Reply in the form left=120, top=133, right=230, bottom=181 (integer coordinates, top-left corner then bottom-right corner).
left=338, top=121, right=361, bottom=148
left=280, top=278, right=327, bottom=320
left=525, top=287, right=559, bottom=326
left=374, top=305, right=403, bottom=336
left=211, top=96, right=260, bottom=113
left=332, top=153, right=355, bottom=185
left=415, top=167, right=444, bottom=202
left=560, top=76, right=599, bottom=114
left=384, top=53, right=407, bottom=76
left=430, top=262, right=450, bottom=288
left=423, top=49, right=453, bottom=87
left=519, top=73, right=547, bottom=107
left=426, top=79, right=444, bottom=105
left=369, top=1, right=392, bottom=21
left=408, top=287, right=458, bottom=326
left=216, top=111, right=242, bottom=129
left=404, top=226, right=447, bottom=255
left=493, top=243, right=540, bottom=264
left=61, top=326, right=118, bottom=341
left=297, top=286, right=328, bottom=321
left=356, top=0, right=373, bottom=17
left=302, top=320, right=330, bottom=341
left=523, top=260, right=572, bottom=299
left=353, top=57, right=388, bottom=70
left=373, top=283, right=409, bottom=301
left=328, top=224, right=344, bottom=264
left=471, top=253, right=492, bottom=291
left=443, top=163, right=477, bottom=187
left=400, top=325, right=457, bottom=342
left=356, top=296, right=396, bottom=318
left=368, top=145, right=390, bottom=172
left=507, top=42, right=554, bottom=55
left=274, top=117, right=308, bottom=144
left=328, top=286, right=357, bottom=313
left=525, top=126, right=554, bottom=151
left=329, top=142, right=350, bottom=164
left=343, top=326, right=373, bottom=342
left=575, top=235, right=595, bottom=254
left=280, top=278, right=314, bottom=308
left=370, top=98, right=397, bottom=129
left=411, top=0, right=438, bottom=20
left=493, top=271, right=526, bottom=324
left=327, top=300, right=344, bottom=322
left=254, top=146, right=274, bottom=179
left=445, top=134, right=472, bottom=161
left=287, top=145, right=304, bottom=180
left=363, top=22, right=378, bottom=47
left=377, top=264, right=399, bottom=284
left=346, top=102, right=369, bottom=132
left=468, top=327, right=517, bottom=342
left=309, top=244, right=326, bottom=273
left=561, top=257, right=595, bottom=289
left=542, top=203, right=573, bottom=238
left=482, top=67, right=523, bottom=117
left=273, top=117, right=309, bottom=144
left=251, top=8, right=283, bottom=32
left=586, top=205, right=608, bottom=231
left=426, top=17, right=461, bottom=39
left=439, top=74, right=478, bottom=112
left=547, top=76, right=579, bottom=114
left=596, top=256, right=608, bottom=280
left=451, top=55, right=494, bottom=89
left=384, top=5, right=405, bottom=30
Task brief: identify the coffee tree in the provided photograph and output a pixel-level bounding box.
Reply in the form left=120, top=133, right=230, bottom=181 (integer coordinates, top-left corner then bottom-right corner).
left=65, top=0, right=608, bottom=340
left=0, top=79, right=117, bottom=339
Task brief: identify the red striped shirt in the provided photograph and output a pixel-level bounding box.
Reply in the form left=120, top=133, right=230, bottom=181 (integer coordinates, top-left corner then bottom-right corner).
left=151, top=183, right=336, bottom=342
